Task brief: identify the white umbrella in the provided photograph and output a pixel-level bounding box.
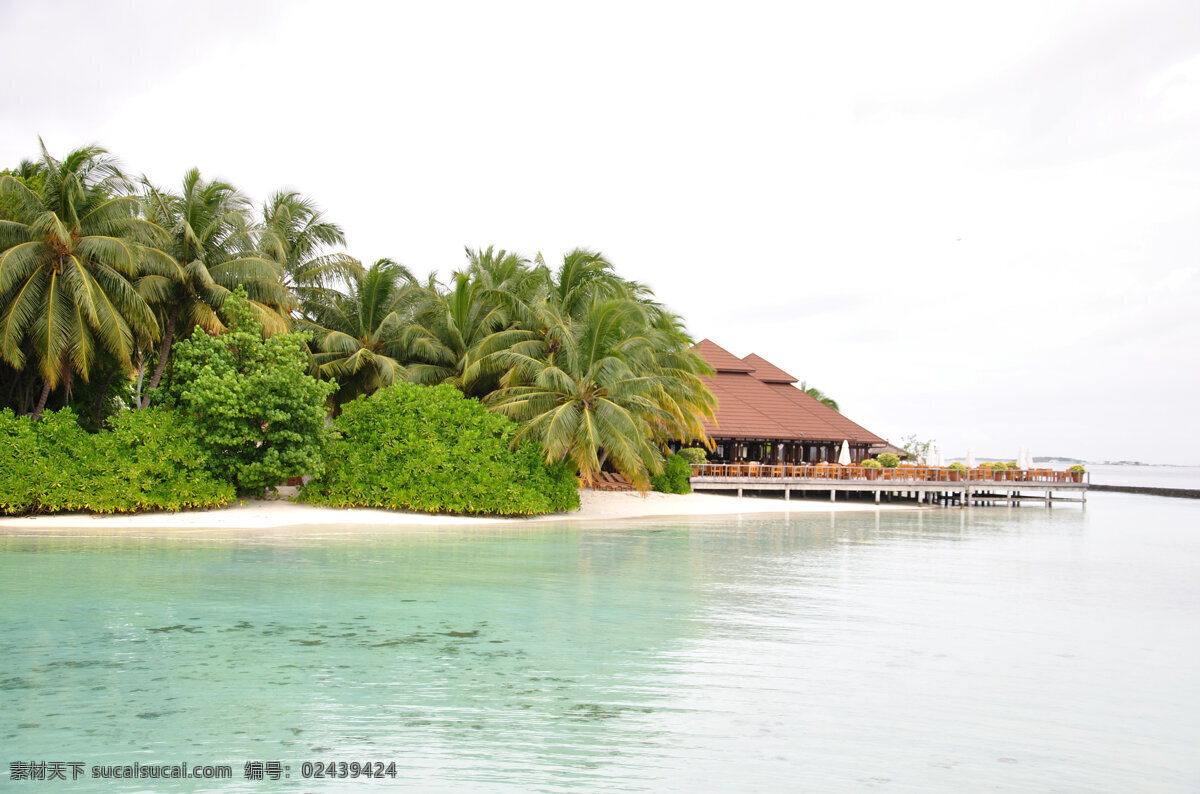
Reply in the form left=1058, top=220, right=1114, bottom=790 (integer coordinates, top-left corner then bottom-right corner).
left=838, top=440, right=851, bottom=465
left=966, top=448, right=975, bottom=468
left=935, top=446, right=944, bottom=467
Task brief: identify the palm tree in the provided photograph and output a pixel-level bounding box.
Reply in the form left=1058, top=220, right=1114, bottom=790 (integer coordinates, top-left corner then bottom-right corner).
left=640, top=309, right=716, bottom=445
left=487, top=296, right=712, bottom=490
left=303, top=258, right=416, bottom=405
left=531, top=247, right=636, bottom=319
left=136, top=169, right=295, bottom=405
left=461, top=245, right=534, bottom=294
left=0, top=142, right=169, bottom=418
left=799, top=381, right=839, bottom=412
left=400, top=270, right=537, bottom=398
left=257, top=191, right=361, bottom=309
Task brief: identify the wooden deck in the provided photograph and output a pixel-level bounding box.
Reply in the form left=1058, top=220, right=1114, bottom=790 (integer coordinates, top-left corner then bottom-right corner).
left=690, top=463, right=1088, bottom=506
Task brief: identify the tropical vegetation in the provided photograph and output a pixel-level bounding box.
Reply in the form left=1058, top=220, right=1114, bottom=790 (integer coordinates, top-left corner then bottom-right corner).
left=301, top=383, right=579, bottom=516
left=0, top=406, right=233, bottom=514
left=0, top=140, right=718, bottom=513
left=799, top=381, right=839, bottom=412
left=650, top=453, right=693, bottom=494
left=159, top=290, right=337, bottom=494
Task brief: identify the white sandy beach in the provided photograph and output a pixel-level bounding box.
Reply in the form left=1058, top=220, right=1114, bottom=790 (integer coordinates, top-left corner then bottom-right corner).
left=0, top=489, right=916, bottom=533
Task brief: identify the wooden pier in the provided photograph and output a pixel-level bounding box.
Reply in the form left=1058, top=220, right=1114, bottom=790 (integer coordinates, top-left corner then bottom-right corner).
left=689, top=463, right=1088, bottom=506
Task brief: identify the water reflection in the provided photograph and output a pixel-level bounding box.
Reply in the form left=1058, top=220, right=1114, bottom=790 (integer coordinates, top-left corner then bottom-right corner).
left=1, top=496, right=1195, bottom=792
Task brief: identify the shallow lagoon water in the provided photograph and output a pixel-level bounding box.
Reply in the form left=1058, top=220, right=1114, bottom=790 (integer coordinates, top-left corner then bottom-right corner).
left=2, top=493, right=1198, bottom=791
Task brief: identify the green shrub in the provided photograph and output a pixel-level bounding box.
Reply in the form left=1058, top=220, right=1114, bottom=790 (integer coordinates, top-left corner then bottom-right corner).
left=877, top=452, right=900, bottom=468
left=1005, top=461, right=1020, bottom=470
left=163, top=290, right=336, bottom=494
left=0, top=408, right=234, bottom=515
left=1068, top=464, right=1086, bottom=473
left=300, top=383, right=579, bottom=516
left=860, top=458, right=882, bottom=469
left=651, top=453, right=693, bottom=494
left=677, top=447, right=708, bottom=465
left=947, top=462, right=967, bottom=471
left=979, top=461, right=997, bottom=470
left=0, top=408, right=50, bottom=513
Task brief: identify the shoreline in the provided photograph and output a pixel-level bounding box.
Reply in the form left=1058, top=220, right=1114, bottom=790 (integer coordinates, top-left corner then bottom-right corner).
left=0, top=489, right=918, bottom=534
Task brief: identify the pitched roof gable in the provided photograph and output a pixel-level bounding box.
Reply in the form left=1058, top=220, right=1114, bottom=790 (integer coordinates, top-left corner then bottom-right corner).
left=694, top=339, right=754, bottom=372
left=742, top=353, right=797, bottom=384
left=692, top=342, right=886, bottom=444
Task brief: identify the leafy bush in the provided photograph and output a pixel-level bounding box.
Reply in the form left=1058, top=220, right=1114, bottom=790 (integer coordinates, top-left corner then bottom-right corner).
left=979, top=461, right=997, bottom=470
left=1068, top=464, right=1086, bottom=473
left=651, top=453, right=693, bottom=494
left=300, top=383, right=579, bottom=516
left=677, top=447, right=708, bottom=465
left=1005, top=461, right=1020, bottom=470
left=947, top=462, right=967, bottom=471
left=0, top=408, right=234, bottom=515
left=877, top=452, right=900, bottom=468
left=860, top=458, right=882, bottom=469
left=163, top=290, right=337, bottom=494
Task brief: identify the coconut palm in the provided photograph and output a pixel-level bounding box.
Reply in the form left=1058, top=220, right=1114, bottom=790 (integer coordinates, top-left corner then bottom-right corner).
left=640, top=309, right=716, bottom=444
left=400, top=270, right=537, bottom=398
left=487, top=296, right=712, bottom=490
left=303, top=258, right=416, bottom=405
left=799, top=381, right=839, bottom=412
left=530, top=247, right=638, bottom=319
left=0, top=142, right=170, bottom=417
left=257, top=191, right=360, bottom=309
left=136, top=169, right=295, bottom=405
left=460, top=245, right=534, bottom=294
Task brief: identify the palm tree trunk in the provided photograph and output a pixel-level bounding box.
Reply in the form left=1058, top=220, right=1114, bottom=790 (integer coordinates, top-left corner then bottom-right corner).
left=140, top=306, right=180, bottom=408
left=3, top=369, right=17, bottom=407
left=93, top=369, right=116, bottom=427
left=32, top=380, right=51, bottom=420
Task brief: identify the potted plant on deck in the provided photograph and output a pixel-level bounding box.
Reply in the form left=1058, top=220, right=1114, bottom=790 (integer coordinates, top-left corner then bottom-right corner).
left=861, top=458, right=882, bottom=480
left=1067, top=464, right=1086, bottom=483
left=947, top=462, right=967, bottom=481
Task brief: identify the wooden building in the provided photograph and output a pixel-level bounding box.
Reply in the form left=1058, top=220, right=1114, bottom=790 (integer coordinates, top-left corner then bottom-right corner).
left=682, top=340, right=887, bottom=464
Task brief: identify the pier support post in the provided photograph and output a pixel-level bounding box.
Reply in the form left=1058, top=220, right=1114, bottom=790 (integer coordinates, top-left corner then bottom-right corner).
left=785, top=487, right=791, bottom=501
left=737, top=487, right=743, bottom=498
left=830, top=489, right=836, bottom=502
left=1045, top=490, right=1051, bottom=507
left=875, top=490, right=880, bottom=504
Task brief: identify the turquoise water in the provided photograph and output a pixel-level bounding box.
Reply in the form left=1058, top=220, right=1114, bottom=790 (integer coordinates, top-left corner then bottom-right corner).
left=2, top=494, right=1198, bottom=791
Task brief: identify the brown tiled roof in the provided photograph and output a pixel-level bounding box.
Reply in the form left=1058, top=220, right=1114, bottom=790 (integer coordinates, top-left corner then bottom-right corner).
left=699, top=371, right=803, bottom=440
left=693, top=343, right=886, bottom=444
left=695, top=339, right=754, bottom=372
left=742, top=353, right=797, bottom=384
left=768, top=382, right=886, bottom=444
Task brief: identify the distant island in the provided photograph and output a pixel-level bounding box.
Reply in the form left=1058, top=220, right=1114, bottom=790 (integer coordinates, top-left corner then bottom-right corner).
left=947, top=456, right=1087, bottom=465
left=945, top=457, right=1177, bottom=467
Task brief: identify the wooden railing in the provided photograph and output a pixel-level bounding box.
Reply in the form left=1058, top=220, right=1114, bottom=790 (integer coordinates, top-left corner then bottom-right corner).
left=690, top=463, right=1088, bottom=485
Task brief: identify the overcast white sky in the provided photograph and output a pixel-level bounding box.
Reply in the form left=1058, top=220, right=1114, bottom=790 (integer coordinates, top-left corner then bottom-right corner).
left=3, top=0, right=1198, bottom=463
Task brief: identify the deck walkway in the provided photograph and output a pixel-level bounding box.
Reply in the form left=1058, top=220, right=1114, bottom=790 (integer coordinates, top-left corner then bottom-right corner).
left=690, top=463, right=1089, bottom=506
